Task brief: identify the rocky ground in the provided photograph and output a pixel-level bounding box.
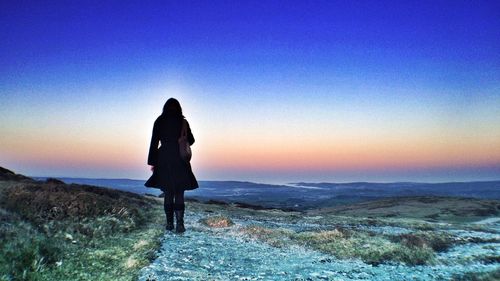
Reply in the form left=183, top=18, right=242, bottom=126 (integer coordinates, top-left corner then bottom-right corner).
left=140, top=198, right=500, bottom=281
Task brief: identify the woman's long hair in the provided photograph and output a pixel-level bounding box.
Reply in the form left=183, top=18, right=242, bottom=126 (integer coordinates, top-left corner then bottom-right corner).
left=162, top=98, right=184, bottom=117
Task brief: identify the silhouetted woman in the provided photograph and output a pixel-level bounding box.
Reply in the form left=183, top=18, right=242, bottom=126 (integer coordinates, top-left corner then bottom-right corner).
left=147, top=98, right=198, bottom=232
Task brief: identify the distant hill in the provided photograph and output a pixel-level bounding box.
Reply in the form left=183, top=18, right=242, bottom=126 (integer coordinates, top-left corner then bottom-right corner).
left=292, top=181, right=500, bottom=199
left=308, top=196, right=500, bottom=222
left=33, top=176, right=500, bottom=211
left=0, top=166, right=35, bottom=182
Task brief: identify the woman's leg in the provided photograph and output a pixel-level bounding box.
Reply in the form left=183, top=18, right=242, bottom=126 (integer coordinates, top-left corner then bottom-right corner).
left=163, top=189, right=175, bottom=230
left=173, top=189, right=185, bottom=211
left=173, top=189, right=185, bottom=232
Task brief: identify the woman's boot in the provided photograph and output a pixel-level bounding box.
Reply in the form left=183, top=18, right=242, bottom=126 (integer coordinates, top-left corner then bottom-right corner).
left=174, top=210, right=185, bottom=233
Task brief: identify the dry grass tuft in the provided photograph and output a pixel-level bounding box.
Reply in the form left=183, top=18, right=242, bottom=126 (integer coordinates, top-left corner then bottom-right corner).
left=199, top=215, right=234, bottom=228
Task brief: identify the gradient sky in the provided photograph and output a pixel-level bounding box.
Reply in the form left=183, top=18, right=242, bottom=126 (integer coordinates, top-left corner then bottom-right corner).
left=1, top=1, right=499, bottom=183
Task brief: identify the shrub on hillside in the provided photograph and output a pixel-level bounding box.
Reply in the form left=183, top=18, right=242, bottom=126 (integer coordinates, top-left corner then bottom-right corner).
left=1, top=183, right=152, bottom=225
left=199, top=215, right=234, bottom=228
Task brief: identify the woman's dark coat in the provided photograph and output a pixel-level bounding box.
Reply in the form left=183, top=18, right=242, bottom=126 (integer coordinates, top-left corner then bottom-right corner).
left=146, top=114, right=199, bottom=191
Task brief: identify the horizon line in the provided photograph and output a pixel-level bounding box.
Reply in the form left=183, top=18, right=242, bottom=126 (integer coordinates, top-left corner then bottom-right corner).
left=30, top=175, right=500, bottom=185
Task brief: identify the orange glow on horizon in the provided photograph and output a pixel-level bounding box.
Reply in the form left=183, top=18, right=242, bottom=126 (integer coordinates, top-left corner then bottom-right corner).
left=193, top=133, right=500, bottom=172
left=2, top=111, right=499, bottom=177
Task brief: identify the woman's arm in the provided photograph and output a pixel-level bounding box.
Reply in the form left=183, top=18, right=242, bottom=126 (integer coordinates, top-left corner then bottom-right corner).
left=147, top=120, right=160, bottom=166
left=186, top=120, right=195, bottom=145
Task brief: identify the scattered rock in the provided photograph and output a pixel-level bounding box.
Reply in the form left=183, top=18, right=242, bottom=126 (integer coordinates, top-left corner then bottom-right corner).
left=134, top=239, right=149, bottom=250
left=125, top=256, right=139, bottom=268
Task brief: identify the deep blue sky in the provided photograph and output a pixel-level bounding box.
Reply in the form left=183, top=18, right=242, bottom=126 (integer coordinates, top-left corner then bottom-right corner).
left=1, top=1, right=499, bottom=182
left=2, top=1, right=499, bottom=88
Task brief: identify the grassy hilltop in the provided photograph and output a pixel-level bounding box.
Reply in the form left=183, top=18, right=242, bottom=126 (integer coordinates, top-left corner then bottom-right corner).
left=1, top=167, right=499, bottom=280
left=0, top=167, right=165, bottom=281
